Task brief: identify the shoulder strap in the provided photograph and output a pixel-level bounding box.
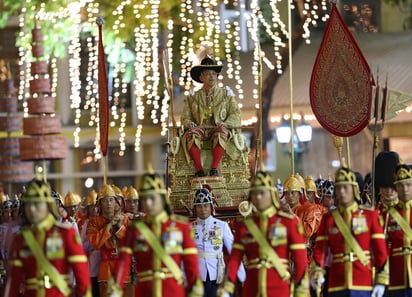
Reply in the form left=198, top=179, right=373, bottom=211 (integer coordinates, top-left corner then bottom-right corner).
left=331, top=210, right=369, bottom=265
left=388, top=207, right=412, bottom=241
left=244, top=218, right=290, bottom=280
left=135, top=221, right=184, bottom=284
left=22, top=229, right=71, bottom=296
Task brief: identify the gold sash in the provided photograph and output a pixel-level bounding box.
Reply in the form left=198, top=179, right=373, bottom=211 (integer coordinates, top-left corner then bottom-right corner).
left=244, top=218, right=290, bottom=280
left=135, top=221, right=184, bottom=284
left=388, top=207, right=412, bottom=241
left=331, top=210, right=369, bottom=266
left=22, top=229, right=71, bottom=296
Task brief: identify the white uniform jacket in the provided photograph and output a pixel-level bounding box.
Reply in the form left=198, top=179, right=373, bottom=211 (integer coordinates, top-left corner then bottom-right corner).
left=191, top=216, right=246, bottom=282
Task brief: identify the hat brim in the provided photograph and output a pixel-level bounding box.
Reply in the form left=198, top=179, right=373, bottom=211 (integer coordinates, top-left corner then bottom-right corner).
left=190, top=65, right=223, bottom=83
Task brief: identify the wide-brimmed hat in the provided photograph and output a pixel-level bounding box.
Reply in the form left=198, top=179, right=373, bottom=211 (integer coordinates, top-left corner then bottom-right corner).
left=190, top=56, right=223, bottom=83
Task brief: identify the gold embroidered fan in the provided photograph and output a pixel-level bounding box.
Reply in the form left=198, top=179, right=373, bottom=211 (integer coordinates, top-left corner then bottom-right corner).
left=310, top=3, right=372, bottom=137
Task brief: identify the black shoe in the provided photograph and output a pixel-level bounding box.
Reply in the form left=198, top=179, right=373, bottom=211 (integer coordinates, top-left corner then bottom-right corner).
left=195, top=170, right=206, bottom=177
left=209, top=168, right=219, bottom=176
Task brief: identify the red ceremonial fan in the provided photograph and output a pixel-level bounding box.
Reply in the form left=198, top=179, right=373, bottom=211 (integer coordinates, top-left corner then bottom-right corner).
left=310, top=3, right=372, bottom=137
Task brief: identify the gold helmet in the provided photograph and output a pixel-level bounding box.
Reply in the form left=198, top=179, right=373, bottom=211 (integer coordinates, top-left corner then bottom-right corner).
left=283, top=175, right=292, bottom=192
left=85, top=190, right=98, bottom=206
left=63, top=192, right=82, bottom=207
left=287, top=176, right=304, bottom=194
left=334, top=167, right=361, bottom=202
left=111, top=184, right=124, bottom=198
left=121, top=186, right=128, bottom=197
left=21, top=178, right=53, bottom=203
left=98, top=184, right=116, bottom=199
left=124, top=186, right=139, bottom=201
left=249, top=170, right=280, bottom=208
left=394, top=164, right=412, bottom=184
left=0, top=192, right=8, bottom=204
left=294, top=173, right=306, bottom=195
left=305, top=176, right=317, bottom=193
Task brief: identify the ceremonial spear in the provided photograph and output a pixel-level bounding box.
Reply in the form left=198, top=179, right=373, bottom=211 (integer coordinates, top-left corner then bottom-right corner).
left=368, top=68, right=388, bottom=208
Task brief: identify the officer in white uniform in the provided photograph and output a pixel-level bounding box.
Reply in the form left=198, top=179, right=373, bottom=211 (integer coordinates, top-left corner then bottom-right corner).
left=191, top=185, right=245, bottom=297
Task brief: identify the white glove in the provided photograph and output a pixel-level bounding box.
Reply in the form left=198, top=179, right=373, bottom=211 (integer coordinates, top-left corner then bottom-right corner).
left=371, top=284, right=385, bottom=297
left=310, top=275, right=325, bottom=289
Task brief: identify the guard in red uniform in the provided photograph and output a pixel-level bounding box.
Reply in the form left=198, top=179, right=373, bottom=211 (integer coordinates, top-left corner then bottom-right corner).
left=312, top=166, right=388, bottom=297
left=2, top=178, right=91, bottom=297
left=385, top=163, right=412, bottom=296
left=110, top=169, right=203, bottom=297
left=219, top=170, right=309, bottom=297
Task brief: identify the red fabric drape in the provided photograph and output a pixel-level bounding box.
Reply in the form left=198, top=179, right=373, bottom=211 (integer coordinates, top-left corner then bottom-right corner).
left=97, top=18, right=109, bottom=156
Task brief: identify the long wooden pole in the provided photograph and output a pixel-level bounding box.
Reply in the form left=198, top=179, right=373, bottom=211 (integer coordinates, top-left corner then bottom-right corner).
left=288, top=0, right=295, bottom=174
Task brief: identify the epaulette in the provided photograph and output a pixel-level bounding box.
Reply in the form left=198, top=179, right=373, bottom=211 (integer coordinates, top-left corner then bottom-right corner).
left=277, top=210, right=295, bottom=219
left=171, top=214, right=189, bottom=223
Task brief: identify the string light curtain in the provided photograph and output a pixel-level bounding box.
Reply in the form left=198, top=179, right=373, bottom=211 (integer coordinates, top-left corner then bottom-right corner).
left=14, top=0, right=328, bottom=156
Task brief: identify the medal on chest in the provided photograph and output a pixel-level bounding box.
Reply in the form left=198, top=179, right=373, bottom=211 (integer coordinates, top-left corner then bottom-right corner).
left=163, top=226, right=183, bottom=254
left=135, top=233, right=149, bottom=252
left=269, top=222, right=287, bottom=246
left=46, top=230, right=64, bottom=259
left=352, top=213, right=368, bottom=234
left=210, top=226, right=223, bottom=247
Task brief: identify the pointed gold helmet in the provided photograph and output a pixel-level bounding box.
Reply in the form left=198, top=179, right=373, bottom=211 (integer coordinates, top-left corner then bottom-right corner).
left=63, top=192, right=82, bottom=207
left=124, top=186, right=139, bottom=200
left=98, top=184, right=116, bottom=199
left=86, top=190, right=98, bottom=206
left=0, top=192, right=8, bottom=204
left=305, top=176, right=317, bottom=192
left=111, top=184, right=124, bottom=198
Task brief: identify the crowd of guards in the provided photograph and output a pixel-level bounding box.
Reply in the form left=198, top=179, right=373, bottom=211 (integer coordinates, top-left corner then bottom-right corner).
left=0, top=150, right=411, bottom=297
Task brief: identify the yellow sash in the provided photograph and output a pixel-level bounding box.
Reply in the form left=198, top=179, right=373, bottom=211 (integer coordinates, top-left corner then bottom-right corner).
left=388, top=207, right=412, bottom=241
left=22, top=229, right=71, bottom=296
left=135, top=221, right=184, bottom=284
left=331, top=210, right=369, bottom=266
left=244, top=218, right=290, bottom=280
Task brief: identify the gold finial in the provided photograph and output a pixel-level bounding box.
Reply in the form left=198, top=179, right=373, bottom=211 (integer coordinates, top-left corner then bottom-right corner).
left=147, top=163, right=154, bottom=174
left=332, top=135, right=344, bottom=165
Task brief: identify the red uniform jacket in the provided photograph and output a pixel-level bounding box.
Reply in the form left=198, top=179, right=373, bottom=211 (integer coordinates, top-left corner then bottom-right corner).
left=385, top=200, right=412, bottom=290
left=114, top=211, right=200, bottom=297
left=313, top=203, right=388, bottom=292
left=3, top=214, right=90, bottom=297
left=226, top=205, right=308, bottom=297
left=86, top=214, right=128, bottom=281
